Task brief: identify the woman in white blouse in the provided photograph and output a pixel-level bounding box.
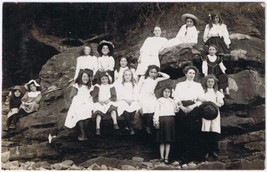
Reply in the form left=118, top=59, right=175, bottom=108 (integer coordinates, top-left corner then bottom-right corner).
left=167, top=13, right=199, bottom=47
left=174, top=65, right=204, bottom=163
left=203, top=11, right=231, bottom=54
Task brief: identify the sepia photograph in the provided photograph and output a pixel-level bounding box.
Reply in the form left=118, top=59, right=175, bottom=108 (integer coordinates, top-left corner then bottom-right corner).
left=1, top=1, right=265, bottom=170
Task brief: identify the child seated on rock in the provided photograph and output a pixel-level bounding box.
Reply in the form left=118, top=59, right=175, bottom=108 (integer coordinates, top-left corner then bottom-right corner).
left=5, top=86, right=23, bottom=131
left=202, top=44, right=233, bottom=100
left=91, top=72, right=119, bottom=135
left=12, top=80, right=42, bottom=128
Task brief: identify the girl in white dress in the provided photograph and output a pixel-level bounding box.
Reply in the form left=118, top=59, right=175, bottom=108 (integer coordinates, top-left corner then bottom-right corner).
left=138, top=65, right=170, bottom=134
left=201, top=74, right=224, bottom=160
left=74, top=45, right=98, bottom=80
left=203, top=11, right=231, bottom=54
left=136, top=26, right=168, bottom=76
left=91, top=72, right=118, bottom=135
left=116, top=69, right=139, bottom=135
left=167, top=13, right=199, bottom=47
left=114, top=57, right=137, bottom=85
left=94, top=40, right=115, bottom=84
left=64, top=69, right=94, bottom=141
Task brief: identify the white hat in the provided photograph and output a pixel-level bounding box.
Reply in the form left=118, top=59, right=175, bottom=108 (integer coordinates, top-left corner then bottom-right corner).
left=181, top=13, right=199, bottom=25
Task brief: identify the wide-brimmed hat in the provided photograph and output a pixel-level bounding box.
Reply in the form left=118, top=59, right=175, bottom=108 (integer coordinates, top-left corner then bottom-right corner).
left=200, top=101, right=218, bottom=120
left=25, top=80, right=40, bottom=91
left=78, top=68, right=94, bottom=78
left=181, top=13, right=199, bottom=25
left=12, top=85, right=22, bottom=92
left=97, top=40, right=115, bottom=56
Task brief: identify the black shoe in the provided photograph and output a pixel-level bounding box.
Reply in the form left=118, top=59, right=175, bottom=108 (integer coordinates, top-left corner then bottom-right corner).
left=211, top=152, right=219, bottom=159
left=164, top=159, right=170, bottom=164
left=145, top=127, right=152, bottom=134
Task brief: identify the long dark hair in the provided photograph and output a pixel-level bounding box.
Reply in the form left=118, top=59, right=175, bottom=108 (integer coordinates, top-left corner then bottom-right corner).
left=160, top=85, right=173, bottom=99
left=116, top=56, right=130, bottom=72
left=208, top=12, right=223, bottom=28
left=75, top=70, right=92, bottom=89
left=201, top=74, right=219, bottom=93
left=144, top=65, right=160, bottom=79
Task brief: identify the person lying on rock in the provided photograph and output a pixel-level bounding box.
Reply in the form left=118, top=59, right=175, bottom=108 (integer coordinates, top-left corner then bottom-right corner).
left=12, top=80, right=42, bottom=129
left=64, top=69, right=94, bottom=141
left=5, top=86, right=23, bottom=131
left=166, top=13, right=199, bottom=47
left=91, top=72, right=119, bottom=135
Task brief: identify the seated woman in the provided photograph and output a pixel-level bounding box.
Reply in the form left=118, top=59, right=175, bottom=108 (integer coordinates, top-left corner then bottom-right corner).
left=167, top=13, right=199, bottom=47
left=173, top=65, right=204, bottom=163
left=12, top=80, right=42, bottom=128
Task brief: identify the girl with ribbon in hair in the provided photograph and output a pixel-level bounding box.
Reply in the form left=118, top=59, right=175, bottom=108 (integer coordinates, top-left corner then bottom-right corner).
left=203, top=11, right=231, bottom=55
left=201, top=74, right=224, bottom=160
left=91, top=72, right=119, bottom=135
left=137, top=65, right=170, bottom=134
left=64, top=69, right=94, bottom=141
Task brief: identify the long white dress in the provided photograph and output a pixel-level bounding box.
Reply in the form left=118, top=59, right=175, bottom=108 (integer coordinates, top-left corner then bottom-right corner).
left=201, top=88, right=224, bottom=134
left=64, top=84, right=93, bottom=128
left=115, top=82, right=140, bottom=116
left=136, top=37, right=168, bottom=75
left=74, top=55, right=98, bottom=80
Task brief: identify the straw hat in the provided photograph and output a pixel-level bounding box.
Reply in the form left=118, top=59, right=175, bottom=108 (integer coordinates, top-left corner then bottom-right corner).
left=97, top=40, right=115, bottom=56
left=181, top=13, right=199, bottom=25
left=25, top=80, right=40, bottom=91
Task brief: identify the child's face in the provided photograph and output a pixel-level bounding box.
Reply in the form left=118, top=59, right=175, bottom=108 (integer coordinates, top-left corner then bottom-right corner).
left=14, top=90, right=21, bottom=97
left=101, top=76, right=109, bottom=85
left=82, top=73, right=90, bottom=84
left=84, top=46, right=91, bottom=55
left=149, top=68, right=158, bottom=79
left=186, top=18, right=194, bottom=27
left=186, top=69, right=195, bottom=81
left=163, top=89, right=171, bottom=98
left=207, top=78, right=215, bottom=88
left=120, top=58, right=128, bottom=68
left=208, top=46, right=217, bottom=56
left=29, top=84, right=37, bottom=92
left=101, top=45, right=110, bottom=55
left=123, top=71, right=132, bottom=82
left=153, top=27, right=162, bottom=37
left=213, top=15, right=220, bottom=24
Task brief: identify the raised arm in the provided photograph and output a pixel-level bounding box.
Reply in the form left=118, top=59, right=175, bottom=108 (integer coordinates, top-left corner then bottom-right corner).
left=156, top=72, right=170, bottom=82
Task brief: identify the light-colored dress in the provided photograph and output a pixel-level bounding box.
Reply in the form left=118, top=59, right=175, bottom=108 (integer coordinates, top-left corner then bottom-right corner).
left=98, top=55, right=115, bottom=72
left=20, top=91, right=42, bottom=113
left=167, top=25, right=198, bottom=47
left=92, top=84, right=117, bottom=114
left=115, top=82, right=140, bottom=116
left=136, top=37, right=168, bottom=75
left=64, top=84, right=93, bottom=128
left=153, top=97, right=177, bottom=123
left=74, top=55, right=98, bottom=80
left=201, top=88, right=224, bottom=134
left=203, top=23, right=231, bottom=46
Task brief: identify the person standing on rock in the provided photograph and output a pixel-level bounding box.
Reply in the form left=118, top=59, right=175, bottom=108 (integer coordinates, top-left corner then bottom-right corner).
left=173, top=65, right=204, bottom=163
left=203, top=11, right=231, bottom=55
left=64, top=69, right=94, bottom=141
left=73, top=45, right=98, bottom=81
left=201, top=44, right=233, bottom=100
left=115, top=69, right=140, bottom=135
left=12, top=80, right=42, bottom=128
left=94, top=40, right=115, bottom=84
left=91, top=72, right=119, bottom=135
left=200, top=74, right=224, bottom=160
left=167, top=13, right=199, bottom=47
left=135, top=26, right=168, bottom=77
left=137, top=65, right=170, bottom=134
left=5, top=86, right=23, bottom=131
left=153, top=86, right=178, bottom=164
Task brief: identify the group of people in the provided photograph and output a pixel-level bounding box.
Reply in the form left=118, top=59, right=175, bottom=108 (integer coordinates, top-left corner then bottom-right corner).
left=5, top=11, right=234, bottom=164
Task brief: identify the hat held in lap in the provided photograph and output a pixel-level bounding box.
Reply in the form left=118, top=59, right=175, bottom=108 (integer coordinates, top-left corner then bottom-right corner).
left=200, top=101, right=218, bottom=120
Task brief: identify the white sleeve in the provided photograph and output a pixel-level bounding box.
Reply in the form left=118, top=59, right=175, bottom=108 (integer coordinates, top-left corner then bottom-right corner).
left=140, top=38, right=149, bottom=53
left=156, top=72, right=170, bottom=82
left=74, top=58, right=80, bottom=80
left=192, top=27, right=199, bottom=44
left=202, top=60, right=208, bottom=76
left=219, top=62, right=226, bottom=73
left=216, top=91, right=224, bottom=107
left=174, top=84, right=181, bottom=104
left=93, top=56, right=98, bottom=76
left=175, top=25, right=186, bottom=40
left=153, top=100, right=160, bottom=123
left=108, top=56, right=115, bottom=71
left=222, top=24, right=231, bottom=45
left=203, top=24, right=210, bottom=43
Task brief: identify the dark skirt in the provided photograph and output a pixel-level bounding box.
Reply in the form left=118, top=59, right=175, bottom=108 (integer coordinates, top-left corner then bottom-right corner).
left=205, top=37, right=229, bottom=54
left=216, top=74, right=229, bottom=90
left=156, top=116, right=176, bottom=143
